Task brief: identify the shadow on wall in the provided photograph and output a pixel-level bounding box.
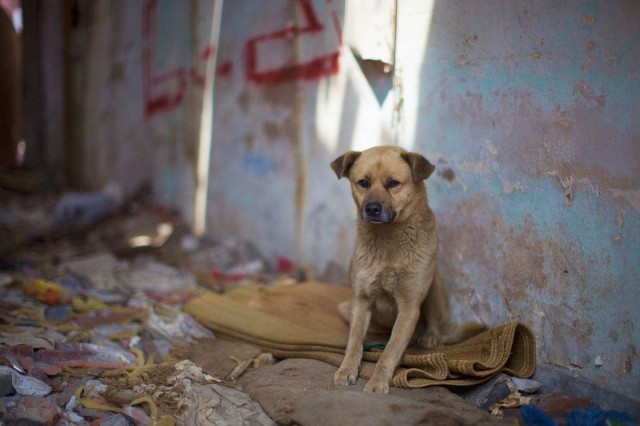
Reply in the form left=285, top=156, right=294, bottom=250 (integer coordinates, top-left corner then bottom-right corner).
left=206, top=0, right=356, bottom=274
left=0, top=5, right=21, bottom=166
left=414, top=0, right=640, bottom=399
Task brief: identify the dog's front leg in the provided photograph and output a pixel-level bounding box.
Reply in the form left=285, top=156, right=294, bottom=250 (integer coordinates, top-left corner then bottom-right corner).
left=334, top=296, right=371, bottom=386
left=364, top=300, right=420, bottom=393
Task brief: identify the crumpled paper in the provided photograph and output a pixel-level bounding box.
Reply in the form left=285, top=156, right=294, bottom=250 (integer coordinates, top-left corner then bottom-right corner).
left=0, top=366, right=52, bottom=396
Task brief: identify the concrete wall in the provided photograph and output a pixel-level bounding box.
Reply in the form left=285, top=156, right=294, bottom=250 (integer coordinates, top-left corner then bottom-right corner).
left=400, top=0, right=639, bottom=399
left=67, top=0, right=639, bottom=400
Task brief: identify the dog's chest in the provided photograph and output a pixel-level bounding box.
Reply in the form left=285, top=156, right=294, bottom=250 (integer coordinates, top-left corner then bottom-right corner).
left=355, top=266, right=407, bottom=297
left=378, top=268, right=404, bottom=293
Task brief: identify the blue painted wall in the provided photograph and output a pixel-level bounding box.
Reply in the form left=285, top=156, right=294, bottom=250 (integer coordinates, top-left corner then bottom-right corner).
left=404, top=0, right=639, bottom=397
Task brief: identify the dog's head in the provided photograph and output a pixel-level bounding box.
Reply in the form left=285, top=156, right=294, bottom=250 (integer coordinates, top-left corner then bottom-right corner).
left=330, top=146, right=435, bottom=224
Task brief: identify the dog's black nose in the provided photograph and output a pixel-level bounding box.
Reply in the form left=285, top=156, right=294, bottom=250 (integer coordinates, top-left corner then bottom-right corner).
left=364, top=202, right=383, bottom=218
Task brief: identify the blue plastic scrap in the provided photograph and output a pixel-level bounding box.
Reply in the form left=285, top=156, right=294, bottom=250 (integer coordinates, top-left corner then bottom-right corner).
left=566, top=406, right=635, bottom=426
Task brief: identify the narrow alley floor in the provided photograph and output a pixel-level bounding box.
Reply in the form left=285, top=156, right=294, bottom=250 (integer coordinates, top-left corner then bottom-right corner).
left=0, top=176, right=634, bottom=426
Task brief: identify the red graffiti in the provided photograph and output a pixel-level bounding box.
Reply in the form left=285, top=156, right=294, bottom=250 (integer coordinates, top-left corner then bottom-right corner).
left=215, top=61, right=233, bottom=78
left=143, top=0, right=182, bottom=116
left=143, top=0, right=342, bottom=117
left=142, top=0, right=224, bottom=117
left=244, top=0, right=341, bottom=84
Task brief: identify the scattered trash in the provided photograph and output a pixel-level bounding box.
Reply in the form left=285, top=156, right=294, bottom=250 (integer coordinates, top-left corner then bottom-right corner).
left=0, top=366, right=52, bottom=396
left=170, top=359, right=222, bottom=384
left=51, top=182, right=124, bottom=229
left=147, top=303, right=215, bottom=345
left=567, top=405, right=635, bottom=426
left=45, top=304, right=74, bottom=321
left=521, top=403, right=636, bottom=426
left=3, top=394, right=63, bottom=424
left=512, top=377, right=542, bottom=394
left=180, top=234, right=200, bottom=252
left=0, top=371, right=13, bottom=396
left=490, top=378, right=532, bottom=417
left=0, top=272, right=12, bottom=286
left=459, top=372, right=513, bottom=409
left=521, top=404, right=557, bottom=426
left=22, top=278, right=66, bottom=305
left=115, top=257, right=198, bottom=293
left=0, top=189, right=285, bottom=424
left=594, top=355, right=604, bottom=367
left=0, top=327, right=64, bottom=349
left=227, top=352, right=276, bottom=381
left=187, top=236, right=272, bottom=291
left=178, top=383, right=275, bottom=425
left=62, top=252, right=127, bottom=291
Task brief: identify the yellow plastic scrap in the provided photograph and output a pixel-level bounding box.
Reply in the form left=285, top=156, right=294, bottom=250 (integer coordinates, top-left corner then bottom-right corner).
left=101, top=347, right=156, bottom=384
left=75, top=385, right=175, bottom=426
left=22, top=279, right=65, bottom=305
left=132, top=347, right=147, bottom=367
left=74, top=385, right=122, bottom=414
left=130, top=396, right=159, bottom=422
left=72, top=296, right=109, bottom=313
left=489, top=379, right=532, bottom=417
left=107, top=328, right=142, bottom=341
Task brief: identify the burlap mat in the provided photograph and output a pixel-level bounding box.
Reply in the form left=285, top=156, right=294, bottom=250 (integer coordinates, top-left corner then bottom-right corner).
left=184, top=281, right=536, bottom=388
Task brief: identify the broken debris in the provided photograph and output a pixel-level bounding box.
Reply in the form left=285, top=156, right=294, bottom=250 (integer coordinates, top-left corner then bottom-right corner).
left=0, top=187, right=297, bottom=424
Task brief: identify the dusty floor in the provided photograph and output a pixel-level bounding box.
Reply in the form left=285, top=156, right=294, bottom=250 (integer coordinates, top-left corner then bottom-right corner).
left=0, top=180, right=633, bottom=425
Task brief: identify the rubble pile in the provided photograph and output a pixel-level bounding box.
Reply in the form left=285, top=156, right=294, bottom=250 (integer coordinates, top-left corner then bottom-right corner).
left=0, top=185, right=282, bottom=425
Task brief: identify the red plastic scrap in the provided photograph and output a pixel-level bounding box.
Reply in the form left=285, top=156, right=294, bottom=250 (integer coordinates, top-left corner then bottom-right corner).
left=532, top=393, right=591, bottom=413
left=3, top=395, right=62, bottom=424
left=65, top=307, right=147, bottom=329
left=27, top=364, right=57, bottom=385
left=122, top=405, right=152, bottom=425
left=31, top=343, right=136, bottom=370
left=211, top=269, right=247, bottom=282
left=146, top=290, right=197, bottom=304
left=55, top=342, right=137, bottom=365
left=0, top=346, right=61, bottom=384
left=210, top=269, right=269, bottom=283
left=34, top=349, right=95, bottom=364
left=0, top=344, right=34, bottom=358
left=277, top=256, right=295, bottom=274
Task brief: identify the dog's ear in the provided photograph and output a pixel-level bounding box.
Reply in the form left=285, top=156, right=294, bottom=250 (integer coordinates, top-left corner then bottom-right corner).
left=401, top=152, right=435, bottom=182
left=330, top=151, right=361, bottom=179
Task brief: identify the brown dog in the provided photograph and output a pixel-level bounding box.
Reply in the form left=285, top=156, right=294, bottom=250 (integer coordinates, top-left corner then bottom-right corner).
left=330, top=145, right=485, bottom=393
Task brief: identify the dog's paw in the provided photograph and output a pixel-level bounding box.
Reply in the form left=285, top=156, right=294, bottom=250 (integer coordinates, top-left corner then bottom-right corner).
left=364, top=378, right=389, bottom=394
left=417, top=332, right=441, bottom=349
left=333, top=367, right=358, bottom=386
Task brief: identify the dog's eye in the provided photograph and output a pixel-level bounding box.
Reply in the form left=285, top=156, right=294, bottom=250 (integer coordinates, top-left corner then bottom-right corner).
left=357, top=179, right=370, bottom=189
left=386, top=180, right=400, bottom=189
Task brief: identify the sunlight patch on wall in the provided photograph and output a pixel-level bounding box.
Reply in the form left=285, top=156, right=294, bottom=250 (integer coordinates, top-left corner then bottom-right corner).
left=394, top=0, right=434, bottom=151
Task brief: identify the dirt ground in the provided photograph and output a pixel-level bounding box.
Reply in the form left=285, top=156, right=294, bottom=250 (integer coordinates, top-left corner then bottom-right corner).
left=0, top=181, right=633, bottom=425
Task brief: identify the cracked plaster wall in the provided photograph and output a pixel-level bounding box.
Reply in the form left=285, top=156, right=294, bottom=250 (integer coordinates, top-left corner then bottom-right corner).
left=404, top=0, right=639, bottom=399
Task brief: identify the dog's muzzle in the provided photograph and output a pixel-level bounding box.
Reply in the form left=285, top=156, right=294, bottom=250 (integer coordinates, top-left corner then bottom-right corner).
left=361, top=202, right=395, bottom=224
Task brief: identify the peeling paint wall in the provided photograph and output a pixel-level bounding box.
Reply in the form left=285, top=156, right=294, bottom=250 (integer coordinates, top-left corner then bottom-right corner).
left=399, top=0, right=640, bottom=398
left=207, top=0, right=394, bottom=271
left=68, top=0, right=639, bottom=400
left=68, top=0, right=216, bottom=222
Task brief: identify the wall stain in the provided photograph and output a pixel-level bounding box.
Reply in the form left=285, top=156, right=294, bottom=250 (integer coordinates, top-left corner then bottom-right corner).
left=573, top=80, right=607, bottom=107
left=263, top=121, right=280, bottom=142
left=454, top=87, right=637, bottom=211
left=624, top=344, right=636, bottom=374
left=238, top=88, right=251, bottom=113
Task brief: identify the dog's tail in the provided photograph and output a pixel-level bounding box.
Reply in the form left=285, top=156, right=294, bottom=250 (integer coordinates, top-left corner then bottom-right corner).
left=442, top=321, right=487, bottom=345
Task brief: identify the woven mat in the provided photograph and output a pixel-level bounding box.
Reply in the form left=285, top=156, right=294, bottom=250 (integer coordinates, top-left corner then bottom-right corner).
left=184, top=281, right=536, bottom=388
